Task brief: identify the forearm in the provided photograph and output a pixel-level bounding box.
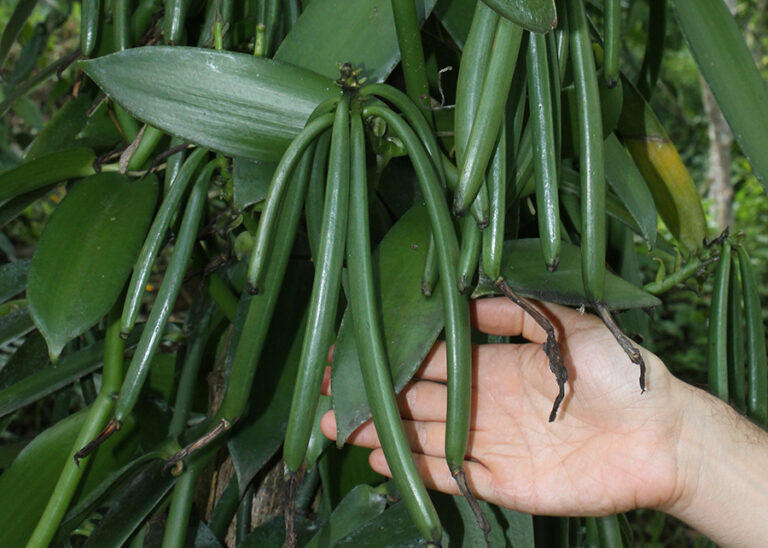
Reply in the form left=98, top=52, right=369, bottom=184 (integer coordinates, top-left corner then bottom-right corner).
left=665, top=379, right=768, bottom=547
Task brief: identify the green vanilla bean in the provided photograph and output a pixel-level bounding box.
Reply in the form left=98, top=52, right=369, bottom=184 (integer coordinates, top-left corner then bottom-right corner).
left=390, top=0, right=434, bottom=122
left=305, top=131, right=331, bottom=261
left=165, top=0, right=192, bottom=45
left=728, top=253, right=746, bottom=412
left=567, top=0, right=606, bottom=302
left=215, top=143, right=316, bottom=427
left=81, top=0, right=102, bottom=56
left=114, top=160, right=217, bottom=424
left=246, top=102, right=338, bottom=293
left=346, top=109, right=442, bottom=546
left=363, top=103, right=479, bottom=543
left=637, top=0, right=666, bottom=99
left=708, top=241, right=731, bottom=401
left=113, top=0, right=132, bottom=51
left=527, top=31, right=561, bottom=270
left=604, top=0, right=621, bottom=87
left=454, top=17, right=523, bottom=216
left=738, top=246, right=768, bottom=426
left=482, top=122, right=506, bottom=280
left=121, top=148, right=208, bottom=336
left=457, top=217, right=481, bottom=294
left=283, top=95, right=350, bottom=472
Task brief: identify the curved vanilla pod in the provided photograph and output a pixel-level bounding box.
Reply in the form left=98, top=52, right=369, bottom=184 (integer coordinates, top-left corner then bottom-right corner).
left=527, top=31, right=561, bottom=270
left=567, top=0, right=606, bottom=303
left=708, top=241, right=731, bottom=401
left=454, top=18, right=523, bottom=216
left=121, top=147, right=208, bottom=336
left=346, top=109, right=442, bottom=546
left=604, top=0, right=621, bottom=87
left=113, top=160, right=217, bottom=425
left=363, top=103, right=483, bottom=544
left=246, top=99, right=338, bottom=293
left=737, top=246, right=768, bottom=426
left=482, top=122, right=506, bottom=281
left=283, top=95, right=350, bottom=472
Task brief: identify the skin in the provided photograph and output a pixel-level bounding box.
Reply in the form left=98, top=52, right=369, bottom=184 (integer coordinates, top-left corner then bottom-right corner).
left=321, top=297, right=768, bottom=547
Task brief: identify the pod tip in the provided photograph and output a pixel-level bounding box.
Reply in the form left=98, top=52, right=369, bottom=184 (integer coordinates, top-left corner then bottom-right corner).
left=606, top=77, right=618, bottom=89
left=246, top=283, right=259, bottom=295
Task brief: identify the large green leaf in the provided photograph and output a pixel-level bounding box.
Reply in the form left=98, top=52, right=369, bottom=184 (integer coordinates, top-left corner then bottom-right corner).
left=28, top=172, right=158, bottom=361
left=604, top=134, right=657, bottom=249
left=0, top=411, right=138, bottom=547
left=275, top=0, right=438, bottom=82
left=332, top=204, right=444, bottom=446
left=671, top=0, right=768, bottom=190
left=0, top=148, right=95, bottom=204
left=618, top=78, right=707, bottom=254
left=80, top=47, right=340, bottom=162
left=304, top=484, right=388, bottom=548
left=481, top=0, right=557, bottom=33
left=473, top=239, right=662, bottom=310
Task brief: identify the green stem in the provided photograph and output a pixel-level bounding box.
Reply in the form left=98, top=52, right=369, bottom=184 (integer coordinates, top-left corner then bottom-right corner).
left=643, top=256, right=702, bottom=294
left=161, top=458, right=205, bottom=548
left=26, top=299, right=126, bottom=548
left=126, top=126, right=166, bottom=172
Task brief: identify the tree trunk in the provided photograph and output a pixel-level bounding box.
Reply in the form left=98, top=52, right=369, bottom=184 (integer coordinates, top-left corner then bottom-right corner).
left=702, top=77, right=733, bottom=231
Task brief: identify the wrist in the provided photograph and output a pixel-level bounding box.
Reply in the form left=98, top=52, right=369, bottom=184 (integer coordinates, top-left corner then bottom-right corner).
left=663, top=380, right=768, bottom=546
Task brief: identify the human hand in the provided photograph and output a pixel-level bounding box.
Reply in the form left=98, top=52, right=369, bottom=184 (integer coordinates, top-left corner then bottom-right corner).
left=321, top=297, right=686, bottom=517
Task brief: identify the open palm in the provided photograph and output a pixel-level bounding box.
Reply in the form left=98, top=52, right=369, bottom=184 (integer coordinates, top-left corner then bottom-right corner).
left=321, top=297, right=685, bottom=517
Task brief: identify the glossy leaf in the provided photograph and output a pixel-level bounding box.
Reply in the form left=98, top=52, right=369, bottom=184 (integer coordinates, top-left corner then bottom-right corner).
left=0, top=411, right=138, bottom=547
left=618, top=78, right=706, bottom=254
left=276, top=0, right=438, bottom=82
left=481, top=0, right=557, bottom=33
left=473, top=239, right=662, bottom=310
left=0, top=331, right=139, bottom=418
left=305, top=484, right=388, bottom=548
left=28, top=173, right=158, bottom=361
left=0, top=259, right=29, bottom=304
left=333, top=500, right=422, bottom=547
left=233, top=157, right=276, bottom=210
left=332, top=204, right=444, bottom=445
left=83, top=459, right=176, bottom=548
left=80, top=47, right=340, bottom=162
left=604, top=134, right=657, bottom=249
left=25, top=93, right=94, bottom=161
left=0, top=148, right=95, bottom=204
left=434, top=0, right=474, bottom=49
left=671, top=0, right=768, bottom=190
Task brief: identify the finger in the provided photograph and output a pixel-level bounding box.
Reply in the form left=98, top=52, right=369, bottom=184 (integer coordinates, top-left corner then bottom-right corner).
left=413, top=342, right=448, bottom=383
left=398, top=380, right=447, bottom=422
left=344, top=418, right=450, bottom=458
left=368, top=448, right=493, bottom=500
left=472, top=296, right=596, bottom=340
left=320, top=410, right=337, bottom=441
left=320, top=366, right=332, bottom=396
